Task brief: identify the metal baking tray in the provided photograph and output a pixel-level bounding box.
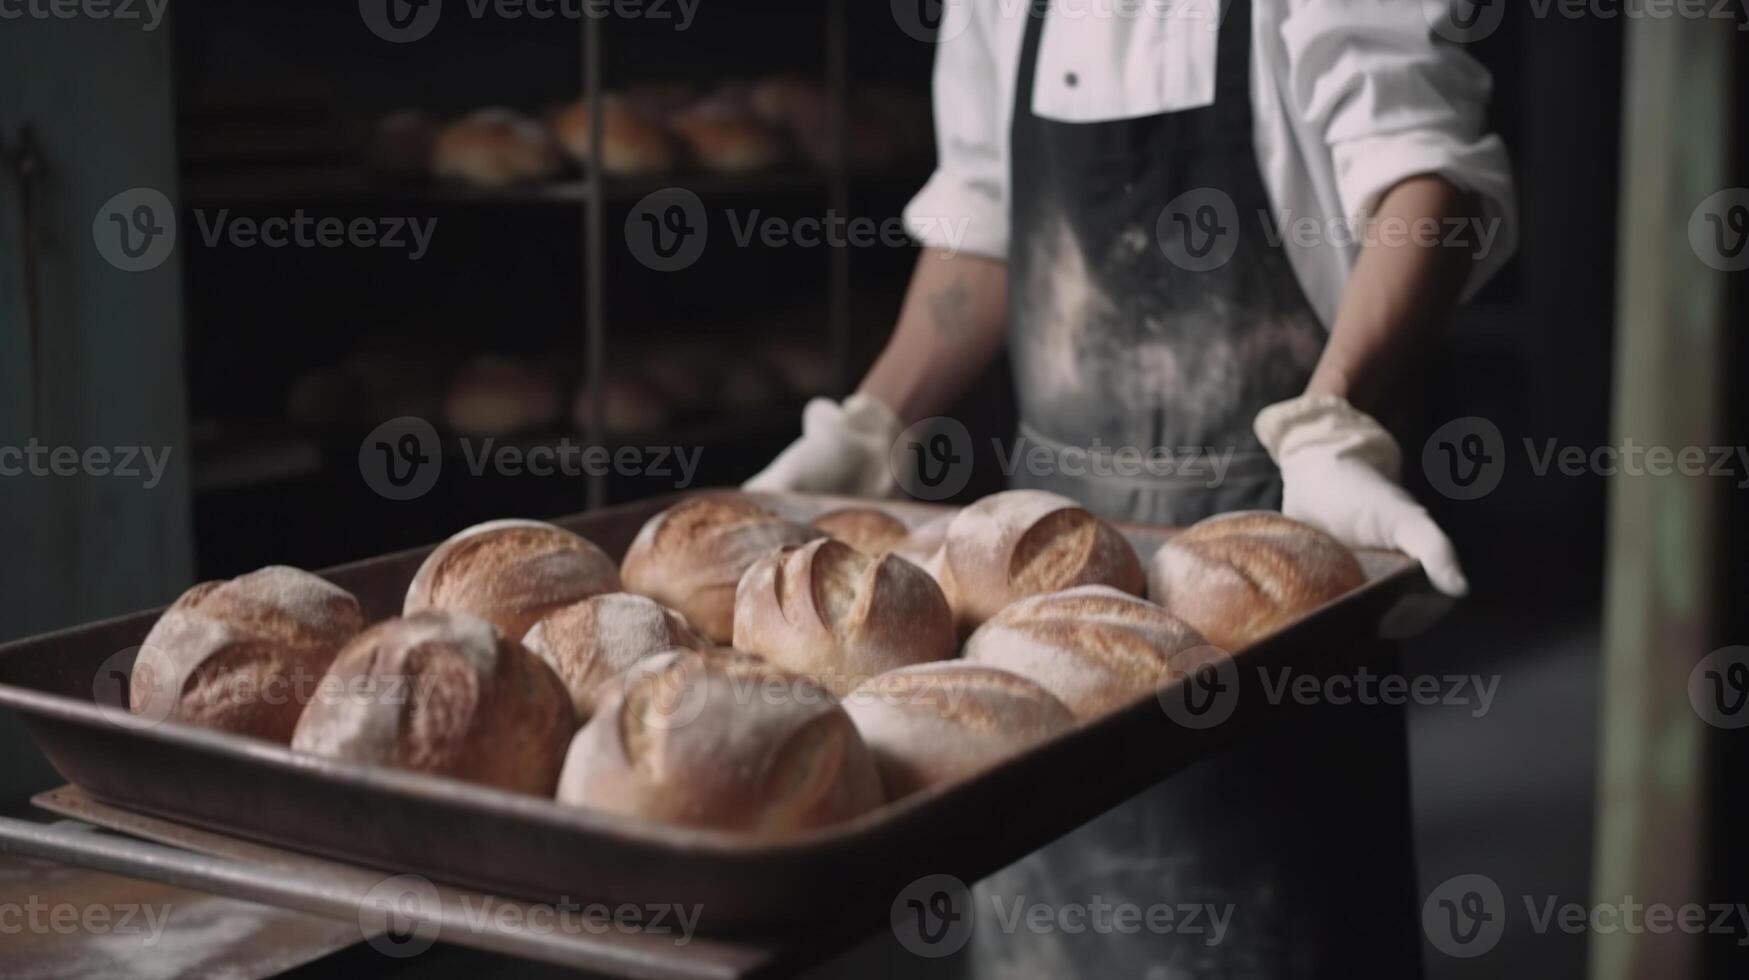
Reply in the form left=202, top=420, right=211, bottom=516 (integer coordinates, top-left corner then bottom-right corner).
left=0, top=492, right=1428, bottom=940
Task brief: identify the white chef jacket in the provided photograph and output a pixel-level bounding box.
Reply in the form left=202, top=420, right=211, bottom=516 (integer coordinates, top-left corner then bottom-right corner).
left=902, top=0, right=1518, bottom=328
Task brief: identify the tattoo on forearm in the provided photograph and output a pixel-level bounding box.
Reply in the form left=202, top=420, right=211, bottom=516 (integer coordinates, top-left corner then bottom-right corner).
left=928, top=279, right=971, bottom=341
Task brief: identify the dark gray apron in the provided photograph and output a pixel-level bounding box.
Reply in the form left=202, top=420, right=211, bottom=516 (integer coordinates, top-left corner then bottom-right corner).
left=1005, top=0, right=1323, bottom=526
left=963, top=2, right=1424, bottom=976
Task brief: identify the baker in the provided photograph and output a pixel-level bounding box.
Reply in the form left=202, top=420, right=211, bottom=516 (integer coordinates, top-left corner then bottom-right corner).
left=751, top=0, right=1514, bottom=973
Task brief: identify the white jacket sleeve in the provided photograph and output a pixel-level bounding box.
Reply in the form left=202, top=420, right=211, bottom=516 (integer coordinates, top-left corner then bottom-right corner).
left=902, top=4, right=1010, bottom=261
left=1279, top=0, right=1518, bottom=299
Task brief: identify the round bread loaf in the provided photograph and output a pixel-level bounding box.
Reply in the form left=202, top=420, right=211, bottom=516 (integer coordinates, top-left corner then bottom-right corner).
left=942, top=490, right=1144, bottom=631
left=619, top=495, right=822, bottom=643
left=290, top=611, right=573, bottom=795
left=962, top=585, right=1218, bottom=719
left=733, top=538, right=955, bottom=696
left=444, top=357, right=563, bottom=435
left=811, top=507, right=908, bottom=555
left=431, top=109, right=563, bottom=187
left=523, top=592, right=707, bottom=721
left=669, top=100, right=785, bottom=173
left=841, top=662, right=1074, bottom=798
left=405, top=519, right=621, bottom=641
left=1147, top=511, right=1367, bottom=651
left=130, top=567, right=365, bottom=742
left=556, top=650, right=884, bottom=833
left=550, top=96, right=678, bottom=176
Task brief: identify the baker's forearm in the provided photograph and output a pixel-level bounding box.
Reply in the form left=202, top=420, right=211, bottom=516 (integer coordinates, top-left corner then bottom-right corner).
left=858, top=247, right=1009, bottom=424
left=1307, top=175, right=1480, bottom=412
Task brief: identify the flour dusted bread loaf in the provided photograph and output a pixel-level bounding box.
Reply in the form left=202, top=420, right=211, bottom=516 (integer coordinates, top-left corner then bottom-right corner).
left=963, top=586, right=1218, bottom=719
left=405, top=519, right=621, bottom=640
left=811, top=507, right=909, bottom=556
left=556, top=650, right=884, bottom=832
left=1147, top=511, right=1366, bottom=651
left=841, top=662, right=1074, bottom=798
left=733, top=538, right=954, bottom=696
left=432, top=109, right=564, bottom=187
left=619, top=495, right=822, bottom=643
left=523, top=593, right=707, bottom=721
left=130, top=567, right=364, bottom=742
left=291, top=611, right=573, bottom=795
left=551, top=96, right=678, bottom=176
left=942, top=491, right=1144, bottom=631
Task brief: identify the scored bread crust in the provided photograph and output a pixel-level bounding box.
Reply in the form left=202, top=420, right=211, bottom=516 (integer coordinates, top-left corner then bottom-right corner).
left=405, top=519, right=622, bottom=642
left=841, top=662, right=1074, bottom=799
left=811, top=507, right=909, bottom=556
left=732, top=538, right=955, bottom=696
left=290, top=611, right=574, bottom=795
left=942, top=491, right=1144, bottom=632
left=556, top=651, right=885, bottom=833
left=962, top=585, right=1216, bottom=719
left=619, top=495, right=822, bottom=643
left=523, top=592, right=707, bottom=721
left=1147, top=511, right=1366, bottom=652
left=130, top=566, right=364, bottom=743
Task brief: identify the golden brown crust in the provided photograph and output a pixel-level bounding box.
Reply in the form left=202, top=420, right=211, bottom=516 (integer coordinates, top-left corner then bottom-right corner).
left=405, top=519, right=622, bottom=641
left=732, top=538, right=955, bottom=696
left=522, top=593, right=707, bottom=721
left=942, top=491, right=1144, bottom=632
left=550, top=97, right=678, bottom=175
left=811, top=507, right=909, bottom=556
left=290, top=611, right=574, bottom=795
left=668, top=105, right=785, bottom=173
left=130, top=567, right=364, bottom=743
left=1147, top=511, right=1366, bottom=651
left=841, top=662, right=1074, bottom=798
left=555, top=651, right=884, bottom=833
left=962, top=585, right=1213, bottom=719
left=431, top=109, right=564, bottom=187
left=619, top=495, right=822, bottom=643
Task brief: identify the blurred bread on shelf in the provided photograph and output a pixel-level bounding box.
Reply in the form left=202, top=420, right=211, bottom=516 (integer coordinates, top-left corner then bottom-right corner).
left=444, top=356, right=564, bottom=436
left=670, top=91, right=786, bottom=173
left=569, top=375, right=673, bottom=435
left=621, top=80, right=699, bottom=119
left=760, top=339, right=834, bottom=399
left=551, top=95, right=679, bottom=176
left=284, top=366, right=359, bottom=428
left=432, top=109, right=564, bottom=187
left=369, top=109, right=439, bottom=177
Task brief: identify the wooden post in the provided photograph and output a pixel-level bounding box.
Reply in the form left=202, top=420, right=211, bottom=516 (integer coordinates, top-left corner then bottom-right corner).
left=1593, top=10, right=1736, bottom=980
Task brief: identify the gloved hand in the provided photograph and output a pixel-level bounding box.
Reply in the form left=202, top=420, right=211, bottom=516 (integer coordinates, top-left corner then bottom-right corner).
left=744, top=393, right=902, bottom=497
left=1255, top=393, right=1468, bottom=597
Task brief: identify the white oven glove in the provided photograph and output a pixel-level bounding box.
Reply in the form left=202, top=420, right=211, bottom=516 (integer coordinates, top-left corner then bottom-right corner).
left=744, top=393, right=902, bottom=498
left=1255, top=393, right=1469, bottom=597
